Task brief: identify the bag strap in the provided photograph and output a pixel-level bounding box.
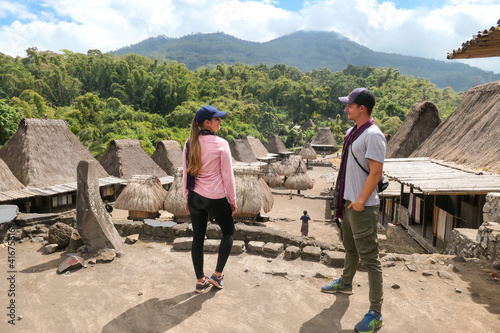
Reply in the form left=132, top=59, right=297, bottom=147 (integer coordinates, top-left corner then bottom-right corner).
left=350, top=148, right=369, bottom=175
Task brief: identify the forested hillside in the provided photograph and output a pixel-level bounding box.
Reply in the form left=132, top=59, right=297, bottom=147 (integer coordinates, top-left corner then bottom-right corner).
left=0, top=48, right=463, bottom=158
left=111, top=31, right=500, bottom=92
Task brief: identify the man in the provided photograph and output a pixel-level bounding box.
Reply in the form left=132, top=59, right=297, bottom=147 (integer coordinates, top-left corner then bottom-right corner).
left=321, top=88, right=386, bottom=333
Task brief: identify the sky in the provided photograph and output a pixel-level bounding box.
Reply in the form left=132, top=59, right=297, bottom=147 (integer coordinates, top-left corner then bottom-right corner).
left=1, top=0, right=499, bottom=74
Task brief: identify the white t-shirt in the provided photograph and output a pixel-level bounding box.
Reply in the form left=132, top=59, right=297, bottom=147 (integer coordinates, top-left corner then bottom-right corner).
left=343, top=124, right=386, bottom=207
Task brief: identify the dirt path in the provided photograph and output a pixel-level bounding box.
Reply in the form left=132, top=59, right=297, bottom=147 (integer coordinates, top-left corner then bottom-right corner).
left=2, top=160, right=500, bottom=332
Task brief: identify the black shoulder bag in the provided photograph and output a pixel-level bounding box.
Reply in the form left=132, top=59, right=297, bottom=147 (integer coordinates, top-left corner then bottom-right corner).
left=350, top=149, right=388, bottom=193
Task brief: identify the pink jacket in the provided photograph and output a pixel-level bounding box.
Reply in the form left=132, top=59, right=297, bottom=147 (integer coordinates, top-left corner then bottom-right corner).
left=182, top=135, right=236, bottom=204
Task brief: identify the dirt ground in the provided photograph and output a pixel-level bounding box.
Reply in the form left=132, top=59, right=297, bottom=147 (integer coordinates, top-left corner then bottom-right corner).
left=2, top=158, right=500, bottom=333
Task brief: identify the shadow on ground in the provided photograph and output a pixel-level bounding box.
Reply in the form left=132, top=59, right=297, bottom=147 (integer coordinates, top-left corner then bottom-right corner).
left=102, top=290, right=217, bottom=333
left=300, top=294, right=352, bottom=333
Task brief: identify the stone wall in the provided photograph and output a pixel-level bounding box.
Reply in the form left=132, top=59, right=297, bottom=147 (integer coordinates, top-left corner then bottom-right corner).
left=446, top=192, right=500, bottom=260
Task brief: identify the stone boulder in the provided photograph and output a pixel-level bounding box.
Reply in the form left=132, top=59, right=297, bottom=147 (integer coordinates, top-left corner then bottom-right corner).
left=48, top=222, right=75, bottom=248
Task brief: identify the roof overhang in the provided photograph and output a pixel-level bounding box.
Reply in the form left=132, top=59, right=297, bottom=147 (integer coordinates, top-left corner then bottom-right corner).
left=447, top=19, right=500, bottom=59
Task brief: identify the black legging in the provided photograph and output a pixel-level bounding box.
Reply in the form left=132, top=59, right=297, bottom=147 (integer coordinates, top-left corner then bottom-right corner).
left=188, top=191, right=235, bottom=279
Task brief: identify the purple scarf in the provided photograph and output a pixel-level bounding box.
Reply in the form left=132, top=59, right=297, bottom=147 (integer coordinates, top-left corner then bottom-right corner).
left=185, top=129, right=215, bottom=191
left=335, top=118, right=374, bottom=219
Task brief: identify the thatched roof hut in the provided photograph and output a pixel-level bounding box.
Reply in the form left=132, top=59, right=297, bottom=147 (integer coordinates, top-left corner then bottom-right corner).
left=230, top=138, right=257, bottom=163
left=163, top=168, right=190, bottom=222
left=266, top=134, right=288, bottom=154
left=99, top=139, right=168, bottom=180
left=386, top=102, right=441, bottom=158
left=0, top=158, right=25, bottom=192
left=299, top=143, right=317, bottom=160
left=290, top=155, right=307, bottom=172
left=0, top=118, right=108, bottom=188
left=114, top=174, right=167, bottom=220
left=234, top=166, right=273, bottom=220
left=301, top=119, right=315, bottom=131
left=151, top=140, right=183, bottom=175
left=275, top=156, right=295, bottom=177
left=311, top=127, right=338, bottom=153
left=245, top=136, right=269, bottom=159
left=285, top=161, right=314, bottom=192
left=261, top=162, right=282, bottom=188
left=411, top=81, right=500, bottom=173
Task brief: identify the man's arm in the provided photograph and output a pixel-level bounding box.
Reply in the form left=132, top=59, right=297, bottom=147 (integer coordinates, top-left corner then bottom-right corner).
left=348, top=159, right=383, bottom=211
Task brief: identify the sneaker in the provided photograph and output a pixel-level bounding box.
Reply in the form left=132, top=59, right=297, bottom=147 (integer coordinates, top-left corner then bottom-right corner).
left=195, top=276, right=211, bottom=294
left=354, top=309, right=383, bottom=333
left=208, top=273, right=224, bottom=289
left=320, top=278, right=353, bottom=294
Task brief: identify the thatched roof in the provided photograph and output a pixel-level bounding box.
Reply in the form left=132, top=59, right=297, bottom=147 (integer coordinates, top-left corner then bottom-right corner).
left=99, top=139, right=168, bottom=179
left=411, top=81, right=500, bottom=173
left=0, top=118, right=108, bottom=188
left=151, top=140, right=183, bottom=176
left=311, top=127, right=337, bottom=147
left=114, top=175, right=167, bottom=212
left=274, top=157, right=295, bottom=176
left=285, top=161, right=314, bottom=191
left=234, top=166, right=273, bottom=216
left=230, top=138, right=257, bottom=163
left=266, top=134, right=288, bottom=154
left=299, top=143, right=317, bottom=160
left=163, top=167, right=189, bottom=221
left=261, top=162, right=282, bottom=188
left=447, top=19, right=500, bottom=60
left=245, top=136, right=269, bottom=159
left=0, top=158, right=25, bottom=192
left=301, top=119, right=315, bottom=131
left=386, top=102, right=441, bottom=158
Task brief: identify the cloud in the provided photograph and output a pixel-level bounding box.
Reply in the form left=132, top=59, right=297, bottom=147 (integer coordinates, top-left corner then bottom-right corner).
left=0, top=0, right=498, bottom=73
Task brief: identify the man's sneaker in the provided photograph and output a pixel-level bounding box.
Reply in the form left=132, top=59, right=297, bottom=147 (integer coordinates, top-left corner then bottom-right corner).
left=195, top=276, right=211, bottom=294
left=354, top=309, right=383, bottom=333
left=320, top=278, right=353, bottom=294
left=209, top=273, right=224, bottom=289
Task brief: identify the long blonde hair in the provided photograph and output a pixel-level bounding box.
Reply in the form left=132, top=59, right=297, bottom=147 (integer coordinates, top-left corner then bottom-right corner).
left=186, top=118, right=204, bottom=176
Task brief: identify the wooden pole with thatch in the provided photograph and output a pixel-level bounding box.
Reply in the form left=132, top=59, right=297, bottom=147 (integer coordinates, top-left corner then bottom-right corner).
left=114, top=174, right=168, bottom=220
left=299, top=142, right=317, bottom=168
left=285, top=160, right=313, bottom=194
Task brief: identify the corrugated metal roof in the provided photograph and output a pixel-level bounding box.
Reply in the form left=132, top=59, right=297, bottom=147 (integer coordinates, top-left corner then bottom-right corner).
left=383, top=158, right=500, bottom=195
left=24, top=176, right=125, bottom=197
left=0, top=189, right=38, bottom=201
left=447, top=19, right=500, bottom=59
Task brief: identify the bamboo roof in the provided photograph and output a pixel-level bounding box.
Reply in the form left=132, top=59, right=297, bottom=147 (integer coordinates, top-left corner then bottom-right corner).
left=447, top=19, right=500, bottom=59
left=151, top=140, right=183, bottom=176
left=383, top=158, right=500, bottom=195
left=0, top=118, right=109, bottom=188
left=99, top=139, right=168, bottom=179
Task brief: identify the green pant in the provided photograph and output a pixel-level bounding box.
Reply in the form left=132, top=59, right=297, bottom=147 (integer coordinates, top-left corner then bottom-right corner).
left=340, top=200, right=383, bottom=313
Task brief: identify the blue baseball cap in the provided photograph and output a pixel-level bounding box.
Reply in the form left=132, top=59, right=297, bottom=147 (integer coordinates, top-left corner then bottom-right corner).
left=339, top=88, right=376, bottom=109
left=195, top=105, right=227, bottom=122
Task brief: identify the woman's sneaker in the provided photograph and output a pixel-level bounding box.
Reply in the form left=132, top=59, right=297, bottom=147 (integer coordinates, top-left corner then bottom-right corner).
left=354, top=309, right=383, bottom=333
left=209, top=273, right=224, bottom=289
left=320, top=278, right=353, bottom=294
left=195, top=276, right=211, bottom=294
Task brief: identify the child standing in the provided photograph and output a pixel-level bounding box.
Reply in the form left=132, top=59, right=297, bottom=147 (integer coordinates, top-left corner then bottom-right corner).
left=300, top=210, right=311, bottom=236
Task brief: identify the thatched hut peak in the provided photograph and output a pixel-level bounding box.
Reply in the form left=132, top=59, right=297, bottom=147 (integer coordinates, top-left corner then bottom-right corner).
left=311, top=127, right=338, bottom=154
left=99, top=139, right=168, bottom=180
left=0, top=118, right=108, bottom=188
left=151, top=140, right=183, bottom=176
left=262, top=162, right=282, bottom=188
left=386, top=101, right=441, bottom=158
left=266, top=134, right=288, bottom=154
left=245, top=136, right=269, bottom=159
left=299, top=143, right=317, bottom=160
left=0, top=158, right=25, bottom=192
left=411, top=81, right=500, bottom=173
left=230, top=138, right=257, bottom=163
left=301, top=119, right=315, bottom=131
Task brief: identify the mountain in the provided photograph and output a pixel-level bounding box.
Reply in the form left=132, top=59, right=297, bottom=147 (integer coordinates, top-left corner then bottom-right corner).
left=110, top=31, right=500, bottom=92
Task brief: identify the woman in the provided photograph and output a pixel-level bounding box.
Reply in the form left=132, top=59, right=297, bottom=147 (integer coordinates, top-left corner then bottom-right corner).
left=182, top=105, right=237, bottom=293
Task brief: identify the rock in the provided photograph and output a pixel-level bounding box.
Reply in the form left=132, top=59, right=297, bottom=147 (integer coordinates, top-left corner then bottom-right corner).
left=247, top=241, right=265, bottom=254
left=66, top=230, right=84, bottom=253
left=406, top=264, right=417, bottom=272
left=314, top=272, right=328, bottom=279
left=383, top=261, right=396, bottom=268
left=171, top=223, right=193, bottom=238
left=96, top=249, right=116, bottom=263
left=143, top=220, right=177, bottom=240
left=264, top=270, right=287, bottom=276
left=231, top=240, right=245, bottom=254
left=114, top=220, right=143, bottom=237
left=301, top=246, right=322, bottom=261
left=31, top=236, right=45, bottom=243
left=48, top=222, right=74, bottom=248
left=455, top=288, right=462, bottom=293
left=285, top=246, right=301, bottom=260
left=422, top=270, right=434, bottom=277
left=204, top=239, right=220, bottom=252
left=391, top=283, right=401, bottom=289
left=492, top=260, right=500, bottom=271
left=43, top=244, right=59, bottom=254
left=76, top=160, right=123, bottom=254
left=263, top=242, right=284, bottom=258
left=206, top=223, right=222, bottom=239
left=437, top=271, right=453, bottom=280
left=173, top=237, right=193, bottom=251
left=323, top=251, right=345, bottom=267
left=125, top=234, right=140, bottom=244
left=57, top=253, right=85, bottom=273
